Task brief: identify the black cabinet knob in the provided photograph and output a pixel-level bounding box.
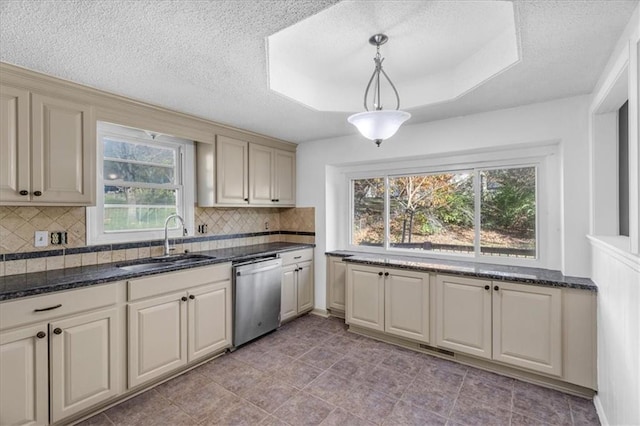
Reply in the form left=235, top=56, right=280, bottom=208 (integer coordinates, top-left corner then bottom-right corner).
left=53, top=328, right=62, bottom=335
left=494, top=285, right=499, bottom=291
left=181, top=296, right=188, bottom=302
left=189, top=294, right=195, bottom=300
left=33, top=191, right=42, bottom=196
left=36, top=331, right=46, bottom=339
left=19, top=190, right=29, bottom=196
left=378, top=271, right=383, bottom=276
left=244, top=198, right=249, bottom=202
left=275, top=199, right=279, bottom=202
left=484, top=285, right=490, bottom=291
left=384, top=272, right=389, bottom=277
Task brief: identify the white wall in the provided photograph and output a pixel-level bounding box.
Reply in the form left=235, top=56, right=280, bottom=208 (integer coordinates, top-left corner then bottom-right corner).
left=589, top=4, right=640, bottom=425
left=297, top=95, right=591, bottom=311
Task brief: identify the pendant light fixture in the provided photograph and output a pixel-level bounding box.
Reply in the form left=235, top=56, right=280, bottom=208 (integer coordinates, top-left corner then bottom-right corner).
left=348, top=34, right=411, bottom=147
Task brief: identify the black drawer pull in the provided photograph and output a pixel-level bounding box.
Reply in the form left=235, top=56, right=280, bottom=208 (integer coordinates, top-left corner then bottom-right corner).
left=189, top=294, right=195, bottom=300
left=294, top=256, right=302, bottom=259
left=384, top=272, right=389, bottom=277
left=484, top=285, right=490, bottom=290
left=378, top=271, right=383, bottom=276
left=36, top=331, right=46, bottom=339
left=494, top=285, right=500, bottom=291
left=33, top=191, right=42, bottom=196
left=34, top=304, right=62, bottom=312
left=19, top=190, right=29, bottom=196
left=53, top=328, right=62, bottom=335
left=181, top=296, right=188, bottom=302
left=244, top=198, right=249, bottom=202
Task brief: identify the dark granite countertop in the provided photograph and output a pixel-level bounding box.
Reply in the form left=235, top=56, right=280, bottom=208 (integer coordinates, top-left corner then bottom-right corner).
left=326, top=250, right=596, bottom=292
left=0, top=242, right=314, bottom=301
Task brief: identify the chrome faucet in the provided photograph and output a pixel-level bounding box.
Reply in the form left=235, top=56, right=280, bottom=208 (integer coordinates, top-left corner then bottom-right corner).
left=164, top=214, right=186, bottom=256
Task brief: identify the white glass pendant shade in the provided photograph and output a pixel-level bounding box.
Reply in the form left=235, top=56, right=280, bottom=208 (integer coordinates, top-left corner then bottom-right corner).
left=348, top=110, right=411, bottom=142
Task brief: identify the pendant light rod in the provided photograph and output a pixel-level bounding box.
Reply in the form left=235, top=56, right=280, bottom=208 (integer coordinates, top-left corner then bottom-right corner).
left=362, top=34, right=401, bottom=111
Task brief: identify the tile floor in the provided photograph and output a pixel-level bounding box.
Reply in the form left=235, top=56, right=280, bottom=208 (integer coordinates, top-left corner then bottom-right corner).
left=78, top=315, right=600, bottom=426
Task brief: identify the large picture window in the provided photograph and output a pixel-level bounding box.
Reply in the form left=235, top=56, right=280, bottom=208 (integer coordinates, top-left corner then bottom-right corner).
left=87, top=122, right=194, bottom=245
left=351, top=165, right=537, bottom=260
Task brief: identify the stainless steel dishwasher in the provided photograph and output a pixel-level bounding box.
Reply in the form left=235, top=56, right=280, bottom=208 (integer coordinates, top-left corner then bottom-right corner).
left=232, top=257, right=282, bottom=347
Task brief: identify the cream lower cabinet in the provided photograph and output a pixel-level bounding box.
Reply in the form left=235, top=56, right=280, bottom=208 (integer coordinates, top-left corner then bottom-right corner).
left=346, top=264, right=429, bottom=342
left=0, top=284, right=120, bottom=426
left=435, top=274, right=562, bottom=376
left=49, top=308, right=119, bottom=423
left=0, top=324, right=49, bottom=426
left=280, top=249, right=314, bottom=322
left=326, top=256, right=346, bottom=315
left=128, top=264, right=232, bottom=388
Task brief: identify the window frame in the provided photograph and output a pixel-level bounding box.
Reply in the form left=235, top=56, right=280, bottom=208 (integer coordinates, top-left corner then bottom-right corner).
left=346, top=150, right=552, bottom=268
left=87, top=122, right=195, bottom=246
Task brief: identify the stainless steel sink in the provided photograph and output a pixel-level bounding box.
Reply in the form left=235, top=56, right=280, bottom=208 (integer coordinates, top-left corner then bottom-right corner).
left=116, top=254, right=215, bottom=272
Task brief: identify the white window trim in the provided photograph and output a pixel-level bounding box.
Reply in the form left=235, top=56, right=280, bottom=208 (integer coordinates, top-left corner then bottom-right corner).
left=87, top=122, right=195, bottom=246
left=341, top=142, right=559, bottom=269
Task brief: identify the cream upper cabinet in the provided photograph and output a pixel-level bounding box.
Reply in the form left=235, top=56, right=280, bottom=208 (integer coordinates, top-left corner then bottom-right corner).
left=128, top=291, right=188, bottom=388
left=0, top=324, right=48, bottom=426
left=249, top=143, right=296, bottom=206
left=249, top=143, right=274, bottom=204
left=273, top=149, right=296, bottom=205
left=492, top=281, right=562, bottom=376
left=216, top=135, right=249, bottom=204
left=385, top=269, right=430, bottom=343
left=326, top=256, right=346, bottom=314
left=0, top=85, right=95, bottom=205
left=0, top=85, right=30, bottom=203
left=49, top=307, right=119, bottom=423
left=346, top=264, right=385, bottom=332
left=436, top=275, right=492, bottom=359
left=187, top=281, right=232, bottom=361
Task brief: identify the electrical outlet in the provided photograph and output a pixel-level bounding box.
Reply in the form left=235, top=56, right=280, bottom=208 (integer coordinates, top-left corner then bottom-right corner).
left=265, top=221, right=269, bottom=230
left=35, top=231, right=48, bottom=247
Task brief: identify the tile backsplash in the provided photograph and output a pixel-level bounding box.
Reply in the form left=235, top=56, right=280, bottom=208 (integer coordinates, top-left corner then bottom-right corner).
left=0, top=205, right=314, bottom=276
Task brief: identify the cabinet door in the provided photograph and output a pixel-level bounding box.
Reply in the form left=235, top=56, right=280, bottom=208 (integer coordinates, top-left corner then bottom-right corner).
left=327, top=257, right=346, bottom=312
left=281, top=265, right=298, bottom=322
left=249, top=143, right=274, bottom=205
left=436, top=275, right=492, bottom=359
left=216, top=135, right=248, bottom=204
left=50, top=308, right=119, bottom=422
left=346, top=264, right=384, bottom=331
left=0, top=85, right=30, bottom=204
left=492, top=282, right=562, bottom=376
left=31, top=93, right=95, bottom=204
left=0, top=324, right=48, bottom=426
left=297, top=261, right=314, bottom=313
left=128, top=292, right=187, bottom=388
left=188, top=281, right=232, bottom=361
left=385, top=270, right=430, bottom=343
left=274, top=149, right=296, bottom=206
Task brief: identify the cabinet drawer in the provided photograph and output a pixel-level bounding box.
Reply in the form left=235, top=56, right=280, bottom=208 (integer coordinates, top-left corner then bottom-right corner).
left=279, top=249, right=313, bottom=266
left=128, top=263, right=231, bottom=301
left=0, top=284, right=117, bottom=331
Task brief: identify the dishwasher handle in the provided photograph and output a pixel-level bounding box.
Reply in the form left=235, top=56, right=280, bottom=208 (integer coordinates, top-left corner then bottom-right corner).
left=236, top=263, right=281, bottom=277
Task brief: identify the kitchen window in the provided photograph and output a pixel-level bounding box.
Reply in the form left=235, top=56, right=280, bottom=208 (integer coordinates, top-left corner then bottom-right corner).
left=87, top=122, right=194, bottom=245
left=351, top=165, right=538, bottom=262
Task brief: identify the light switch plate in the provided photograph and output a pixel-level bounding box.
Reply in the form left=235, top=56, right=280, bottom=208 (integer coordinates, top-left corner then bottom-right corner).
left=35, top=231, right=48, bottom=247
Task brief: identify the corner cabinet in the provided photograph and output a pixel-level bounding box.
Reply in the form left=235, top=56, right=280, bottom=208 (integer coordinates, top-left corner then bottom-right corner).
left=127, top=263, right=232, bottom=388
left=0, top=84, right=95, bottom=205
left=249, top=143, right=296, bottom=206
left=326, top=256, right=346, bottom=317
left=346, top=264, right=430, bottom=343
left=435, top=274, right=562, bottom=376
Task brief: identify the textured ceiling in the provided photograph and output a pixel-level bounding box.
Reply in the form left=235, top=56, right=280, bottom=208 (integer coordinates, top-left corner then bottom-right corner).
left=268, top=1, right=520, bottom=111
left=0, top=0, right=637, bottom=144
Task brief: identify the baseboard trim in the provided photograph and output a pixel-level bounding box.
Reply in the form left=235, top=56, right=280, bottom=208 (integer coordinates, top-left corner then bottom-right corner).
left=310, top=308, right=329, bottom=318
left=593, top=395, right=608, bottom=426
